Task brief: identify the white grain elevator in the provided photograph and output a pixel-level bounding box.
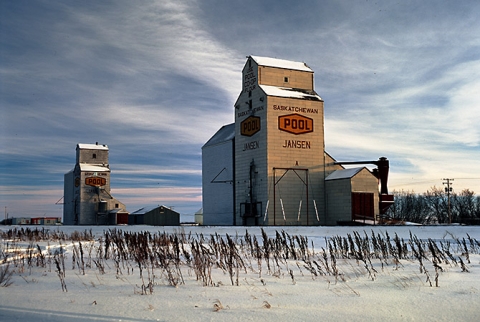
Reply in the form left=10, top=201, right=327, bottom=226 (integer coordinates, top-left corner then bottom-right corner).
left=202, top=56, right=393, bottom=226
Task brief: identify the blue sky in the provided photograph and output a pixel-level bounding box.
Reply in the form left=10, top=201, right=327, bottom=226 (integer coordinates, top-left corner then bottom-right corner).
left=1, top=0, right=479, bottom=221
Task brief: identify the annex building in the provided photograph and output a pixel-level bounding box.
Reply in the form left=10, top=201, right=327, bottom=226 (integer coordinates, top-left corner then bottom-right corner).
left=202, top=56, right=393, bottom=226
left=64, top=143, right=128, bottom=225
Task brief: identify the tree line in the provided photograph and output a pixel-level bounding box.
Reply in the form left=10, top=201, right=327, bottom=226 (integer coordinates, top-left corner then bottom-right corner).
left=384, top=187, right=480, bottom=225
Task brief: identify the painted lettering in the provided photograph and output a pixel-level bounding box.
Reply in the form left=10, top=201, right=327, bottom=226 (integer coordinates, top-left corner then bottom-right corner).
left=241, top=116, right=261, bottom=136
left=243, top=141, right=259, bottom=151
left=85, top=177, right=107, bottom=187
left=278, top=114, right=314, bottom=135
left=272, top=105, right=319, bottom=114
left=243, top=67, right=257, bottom=93
left=282, top=140, right=311, bottom=149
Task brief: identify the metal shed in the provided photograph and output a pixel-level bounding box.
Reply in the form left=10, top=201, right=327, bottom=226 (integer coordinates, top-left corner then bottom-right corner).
left=325, top=167, right=380, bottom=225
left=129, top=205, right=180, bottom=226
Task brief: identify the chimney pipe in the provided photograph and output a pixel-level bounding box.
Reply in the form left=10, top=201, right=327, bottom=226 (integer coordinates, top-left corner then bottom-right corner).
left=377, top=157, right=389, bottom=195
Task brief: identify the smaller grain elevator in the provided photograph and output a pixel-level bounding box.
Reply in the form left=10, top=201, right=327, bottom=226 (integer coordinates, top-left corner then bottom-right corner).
left=64, top=143, right=127, bottom=225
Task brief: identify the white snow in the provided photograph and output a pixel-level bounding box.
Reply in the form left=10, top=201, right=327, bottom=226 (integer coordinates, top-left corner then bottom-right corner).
left=1, top=225, right=479, bottom=321
left=78, top=144, right=109, bottom=150
left=259, top=85, right=322, bottom=101
left=79, top=164, right=110, bottom=172
left=251, top=56, right=313, bottom=72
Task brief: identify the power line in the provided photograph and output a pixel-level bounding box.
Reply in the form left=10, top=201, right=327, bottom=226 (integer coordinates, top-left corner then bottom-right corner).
left=390, top=177, right=480, bottom=189
left=452, top=178, right=480, bottom=180
left=390, top=180, right=438, bottom=188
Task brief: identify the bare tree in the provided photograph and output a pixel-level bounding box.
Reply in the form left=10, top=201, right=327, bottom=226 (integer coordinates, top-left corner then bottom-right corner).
left=386, top=187, right=480, bottom=224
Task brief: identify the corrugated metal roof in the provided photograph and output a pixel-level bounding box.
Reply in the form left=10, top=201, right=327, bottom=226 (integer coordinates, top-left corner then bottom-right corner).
left=130, top=206, right=156, bottom=215
left=250, top=56, right=313, bottom=72
left=202, top=123, right=235, bottom=148
left=130, top=205, right=176, bottom=215
left=325, top=167, right=365, bottom=181
left=259, top=85, right=322, bottom=101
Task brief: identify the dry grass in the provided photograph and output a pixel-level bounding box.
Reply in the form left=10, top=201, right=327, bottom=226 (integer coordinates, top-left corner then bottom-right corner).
left=213, top=299, right=224, bottom=312
left=0, top=227, right=478, bottom=297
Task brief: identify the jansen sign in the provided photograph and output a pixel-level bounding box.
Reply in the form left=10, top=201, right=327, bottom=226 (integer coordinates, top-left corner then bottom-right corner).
left=278, top=114, right=313, bottom=135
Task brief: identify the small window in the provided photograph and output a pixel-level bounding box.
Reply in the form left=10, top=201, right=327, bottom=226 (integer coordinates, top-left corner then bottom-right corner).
left=115, top=203, right=119, bottom=208
left=284, top=77, right=289, bottom=83
left=248, top=100, right=252, bottom=109
left=93, top=153, right=97, bottom=159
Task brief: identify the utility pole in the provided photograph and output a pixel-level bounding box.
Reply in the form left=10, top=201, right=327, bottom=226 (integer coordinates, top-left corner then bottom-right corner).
left=442, top=178, right=454, bottom=224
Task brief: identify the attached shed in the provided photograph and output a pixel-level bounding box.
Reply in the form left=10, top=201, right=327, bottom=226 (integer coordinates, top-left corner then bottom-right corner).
left=202, top=123, right=235, bottom=225
left=325, top=167, right=380, bottom=225
left=108, top=209, right=130, bottom=225
left=129, top=205, right=180, bottom=226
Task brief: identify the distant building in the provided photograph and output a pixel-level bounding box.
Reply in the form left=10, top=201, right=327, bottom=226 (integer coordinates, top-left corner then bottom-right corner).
left=31, top=217, right=62, bottom=225
left=63, top=143, right=128, bottom=225
left=11, top=217, right=31, bottom=225
left=108, top=208, right=130, bottom=225
left=4, top=217, right=61, bottom=225
left=195, top=208, right=203, bottom=225
left=129, top=205, right=180, bottom=226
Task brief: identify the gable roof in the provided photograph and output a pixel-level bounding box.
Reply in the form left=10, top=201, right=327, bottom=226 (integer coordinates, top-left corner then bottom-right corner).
left=325, top=167, right=366, bottom=181
left=202, top=123, right=235, bottom=149
left=130, top=206, right=157, bottom=215
left=130, top=205, right=178, bottom=215
left=250, top=56, right=313, bottom=72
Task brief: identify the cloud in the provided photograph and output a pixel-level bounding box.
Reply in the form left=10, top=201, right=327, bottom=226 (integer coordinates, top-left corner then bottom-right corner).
left=1, top=0, right=480, bottom=219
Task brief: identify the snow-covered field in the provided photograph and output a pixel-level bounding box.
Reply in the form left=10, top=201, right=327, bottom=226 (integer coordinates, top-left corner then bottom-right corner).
left=1, top=225, right=479, bottom=322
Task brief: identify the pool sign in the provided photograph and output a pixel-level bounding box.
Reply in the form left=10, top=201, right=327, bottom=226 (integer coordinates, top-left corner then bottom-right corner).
left=241, top=116, right=261, bottom=136
left=85, top=177, right=106, bottom=187
left=278, top=114, right=313, bottom=135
